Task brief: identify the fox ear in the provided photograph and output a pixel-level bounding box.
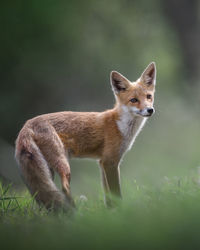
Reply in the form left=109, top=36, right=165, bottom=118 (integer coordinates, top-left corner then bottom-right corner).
left=140, top=62, right=156, bottom=86
left=110, top=71, right=130, bottom=94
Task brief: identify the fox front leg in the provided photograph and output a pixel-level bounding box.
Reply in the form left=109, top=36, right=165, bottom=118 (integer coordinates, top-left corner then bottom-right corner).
left=100, top=159, right=122, bottom=207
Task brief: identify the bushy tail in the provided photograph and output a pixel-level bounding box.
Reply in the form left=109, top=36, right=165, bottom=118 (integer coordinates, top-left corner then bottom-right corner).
left=15, top=128, right=71, bottom=212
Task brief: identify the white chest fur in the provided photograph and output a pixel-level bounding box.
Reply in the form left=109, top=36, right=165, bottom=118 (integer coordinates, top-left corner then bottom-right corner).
left=116, top=106, right=147, bottom=156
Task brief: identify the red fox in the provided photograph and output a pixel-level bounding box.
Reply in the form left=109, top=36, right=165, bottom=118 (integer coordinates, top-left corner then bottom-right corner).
left=15, top=62, right=156, bottom=211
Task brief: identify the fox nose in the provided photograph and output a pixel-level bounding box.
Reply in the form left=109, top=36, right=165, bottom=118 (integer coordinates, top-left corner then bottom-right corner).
left=147, top=108, right=154, bottom=115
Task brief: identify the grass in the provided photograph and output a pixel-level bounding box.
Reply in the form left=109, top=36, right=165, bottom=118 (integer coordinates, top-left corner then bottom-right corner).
left=1, top=174, right=200, bottom=250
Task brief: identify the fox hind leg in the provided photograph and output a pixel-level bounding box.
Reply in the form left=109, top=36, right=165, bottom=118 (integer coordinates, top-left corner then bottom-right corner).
left=33, top=123, right=75, bottom=207
left=16, top=139, right=70, bottom=212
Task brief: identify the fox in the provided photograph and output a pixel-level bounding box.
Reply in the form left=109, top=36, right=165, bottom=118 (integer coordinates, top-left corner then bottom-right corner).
left=15, top=62, right=156, bottom=211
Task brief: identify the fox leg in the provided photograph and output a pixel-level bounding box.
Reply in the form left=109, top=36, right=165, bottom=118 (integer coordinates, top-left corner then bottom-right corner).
left=100, top=159, right=122, bottom=206
left=15, top=134, right=70, bottom=211
left=100, top=167, right=109, bottom=193
left=100, top=166, right=112, bottom=206
left=40, top=150, right=74, bottom=207
left=34, top=123, right=75, bottom=207
left=55, top=156, right=75, bottom=207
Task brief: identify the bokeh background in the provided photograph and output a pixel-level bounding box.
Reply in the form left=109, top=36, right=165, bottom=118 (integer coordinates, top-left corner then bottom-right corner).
left=0, top=0, right=200, bottom=198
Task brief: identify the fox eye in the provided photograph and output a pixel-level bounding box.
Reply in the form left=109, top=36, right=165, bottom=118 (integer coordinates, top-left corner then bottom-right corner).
left=130, top=98, right=138, bottom=103
left=147, top=94, right=152, bottom=99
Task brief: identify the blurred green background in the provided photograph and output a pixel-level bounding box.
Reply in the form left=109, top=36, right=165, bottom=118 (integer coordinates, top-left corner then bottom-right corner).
left=0, top=0, right=200, bottom=198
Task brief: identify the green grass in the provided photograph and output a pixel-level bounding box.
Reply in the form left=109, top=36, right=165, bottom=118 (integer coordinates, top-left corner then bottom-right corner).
left=1, top=174, right=200, bottom=250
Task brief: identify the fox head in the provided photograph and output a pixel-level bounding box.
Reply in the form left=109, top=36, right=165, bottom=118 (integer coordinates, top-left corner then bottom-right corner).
left=110, top=62, right=156, bottom=117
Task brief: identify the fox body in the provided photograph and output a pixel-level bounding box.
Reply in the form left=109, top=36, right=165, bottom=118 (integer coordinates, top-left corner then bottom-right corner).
left=15, top=62, right=156, bottom=211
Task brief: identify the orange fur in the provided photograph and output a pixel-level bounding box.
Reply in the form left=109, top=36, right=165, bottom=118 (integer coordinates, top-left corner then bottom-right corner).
left=15, top=62, right=156, bottom=211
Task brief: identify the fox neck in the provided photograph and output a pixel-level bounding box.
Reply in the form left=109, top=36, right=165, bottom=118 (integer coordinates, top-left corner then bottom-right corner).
left=115, top=104, right=147, bottom=156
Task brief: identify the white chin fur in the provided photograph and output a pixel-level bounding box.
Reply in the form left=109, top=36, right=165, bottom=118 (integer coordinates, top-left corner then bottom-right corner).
left=121, top=105, right=151, bottom=117
left=129, top=106, right=140, bottom=116
left=139, top=109, right=150, bottom=117
left=129, top=107, right=152, bottom=117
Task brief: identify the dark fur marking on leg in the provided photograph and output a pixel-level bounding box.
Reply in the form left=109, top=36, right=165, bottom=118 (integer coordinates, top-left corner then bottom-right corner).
left=20, top=148, right=34, bottom=160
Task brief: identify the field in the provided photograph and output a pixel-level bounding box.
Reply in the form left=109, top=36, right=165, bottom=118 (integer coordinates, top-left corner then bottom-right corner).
left=1, top=97, right=200, bottom=250
left=1, top=175, right=200, bottom=250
